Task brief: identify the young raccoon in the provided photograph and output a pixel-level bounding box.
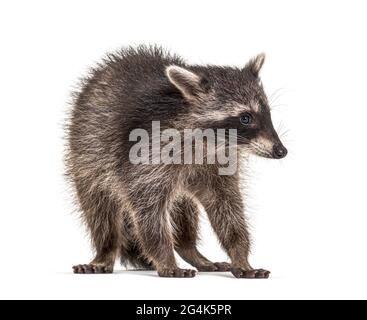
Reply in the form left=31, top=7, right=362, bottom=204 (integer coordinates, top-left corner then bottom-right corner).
left=66, top=45, right=287, bottom=278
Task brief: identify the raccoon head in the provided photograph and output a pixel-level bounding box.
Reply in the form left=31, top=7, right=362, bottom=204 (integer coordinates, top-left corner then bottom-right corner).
left=165, top=54, right=287, bottom=159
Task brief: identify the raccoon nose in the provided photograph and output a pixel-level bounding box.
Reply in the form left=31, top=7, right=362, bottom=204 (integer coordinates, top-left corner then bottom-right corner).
left=273, top=144, right=288, bottom=159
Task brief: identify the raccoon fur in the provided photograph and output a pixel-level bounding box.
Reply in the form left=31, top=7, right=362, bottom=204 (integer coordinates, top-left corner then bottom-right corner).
left=66, top=45, right=287, bottom=278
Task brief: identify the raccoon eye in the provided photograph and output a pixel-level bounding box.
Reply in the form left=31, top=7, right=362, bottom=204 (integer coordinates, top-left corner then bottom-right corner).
left=240, top=113, right=252, bottom=125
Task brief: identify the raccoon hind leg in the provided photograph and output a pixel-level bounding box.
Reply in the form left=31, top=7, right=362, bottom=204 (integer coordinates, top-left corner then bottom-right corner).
left=73, top=188, right=122, bottom=274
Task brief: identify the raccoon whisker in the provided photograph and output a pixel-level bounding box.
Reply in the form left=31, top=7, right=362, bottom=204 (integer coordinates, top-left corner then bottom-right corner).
left=215, top=140, right=241, bottom=152
left=249, top=142, right=273, bottom=157
left=279, top=128, right=290, bottom=139
left=269, top=87, right=286, bottom=106
left=269, top=89, right=281, bottom=105
left=251, top=143, right=269, bottom=153
left=269, top=87, right=285, bottom=99
left=277, top=122, right=290, bottom=140
left=277, top=121, right=284, bottom=134
left=215, top=134, right=251, bottom=149
left=226, top=134, right=250, bottom=145
left=269, top=103, right=287, bottom=110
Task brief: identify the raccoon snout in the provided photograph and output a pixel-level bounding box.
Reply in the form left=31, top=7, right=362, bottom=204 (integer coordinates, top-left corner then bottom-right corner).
left=272, top=144, right=288, bottom=159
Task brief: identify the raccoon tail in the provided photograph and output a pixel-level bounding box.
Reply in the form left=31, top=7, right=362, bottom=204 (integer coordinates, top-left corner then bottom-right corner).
left=120, top=242, right=155, bottom=270
left=120, top=214, right=155, bottom=270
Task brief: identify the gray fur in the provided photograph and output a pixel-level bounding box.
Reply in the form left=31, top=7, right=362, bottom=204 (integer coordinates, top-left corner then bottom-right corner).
left=66, top=45, right=286, bottom=278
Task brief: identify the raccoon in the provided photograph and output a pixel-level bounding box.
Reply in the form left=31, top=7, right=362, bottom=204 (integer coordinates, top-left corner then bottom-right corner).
left=66, top=45, right=287, bottom=278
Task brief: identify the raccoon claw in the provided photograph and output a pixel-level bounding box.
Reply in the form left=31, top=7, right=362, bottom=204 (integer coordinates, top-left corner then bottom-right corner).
left=72, top=264, right=113, bottom=274
left=231, top=268, right=270, bottom=279
left=158, top=268, right=196, bottom=278
left=197, top=262, right=231, bottom=272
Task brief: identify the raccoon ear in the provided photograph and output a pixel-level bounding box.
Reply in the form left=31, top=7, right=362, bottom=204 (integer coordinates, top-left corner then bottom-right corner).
left=245, top=53, right=265, bottom=77
left=165, top=65, right=209, bottom=100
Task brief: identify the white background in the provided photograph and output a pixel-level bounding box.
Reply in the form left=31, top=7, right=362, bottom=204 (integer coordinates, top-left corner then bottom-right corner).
left=1, top=0, right=366, bottom=300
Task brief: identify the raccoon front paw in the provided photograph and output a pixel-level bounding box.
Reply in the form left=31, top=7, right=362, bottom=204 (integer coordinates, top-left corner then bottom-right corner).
left=158, top=268, right=196, bottom=278
left=231, top=267, right=270, bottom=279
left=197, top=262, right=232, bottom=272
left=72, top=264, right=113, bottom=274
